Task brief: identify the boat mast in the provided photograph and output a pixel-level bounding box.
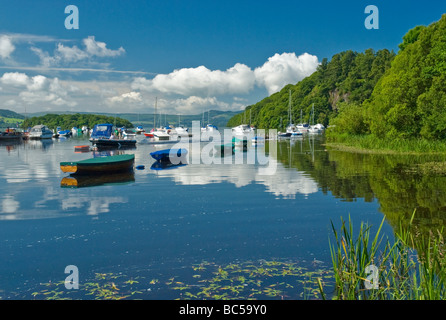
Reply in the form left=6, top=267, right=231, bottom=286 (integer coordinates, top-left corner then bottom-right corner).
left=154, top=97, right=157, bottom=130
left=288, top=89, right=292, bottom=125
left=312, top=103, right=315, bottom=126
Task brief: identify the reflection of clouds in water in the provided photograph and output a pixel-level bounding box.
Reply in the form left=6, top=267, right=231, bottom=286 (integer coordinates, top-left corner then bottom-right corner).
left=62, top=196, right=127, bottom=216
left=0, top=141, right=130, bottom=220
left=0, top=195, right=128, bottom=220
left=153, top=159, right=318, bottom=199
left=1, top=194, right=20, bottom=214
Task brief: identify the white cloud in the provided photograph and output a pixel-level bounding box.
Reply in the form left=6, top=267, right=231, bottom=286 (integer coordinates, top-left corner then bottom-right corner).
left=56, top=43, right=89, bottom=62
left=254, top=52, right=319, bottom=95
left=0, top=72, right=77, bottom=108
left=83, top=36, right=125, bottom=58
left=107, top=91, right=142, bottom=104
left=28, top=75, right=49, bottom=91
left=0, top=72, right=29, bottom=86
left=132, top=52, right=318, bottom=97
left=132, top=63, right=255, bottom=96
left=31, top=35, right=125, bottom=68
left=30, top=47, right=58, bottom=68
left=0, top=35, right=15, bottom=60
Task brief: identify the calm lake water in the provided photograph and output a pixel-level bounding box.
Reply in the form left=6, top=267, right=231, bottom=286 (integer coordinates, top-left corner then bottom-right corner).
left=0, top=132, right=444, bottom=300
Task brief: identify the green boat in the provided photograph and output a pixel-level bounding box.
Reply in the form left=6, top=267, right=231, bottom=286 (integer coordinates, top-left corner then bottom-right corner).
left=61, top=171, right=135, bottom=188
left=60, top=154, right=135, bottom=175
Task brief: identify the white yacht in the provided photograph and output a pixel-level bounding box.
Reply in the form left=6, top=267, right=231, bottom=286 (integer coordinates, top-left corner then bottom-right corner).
left=285, top=89, right=302, bottom=136
left=201, top=124, right=218, bottom=133
left=308, top=104, right=324, bottom=134
left=28, top=125, right=53, bottom=139
left=232, top=124, right=253, bottom=135
left=175, top=125, right=189, bottom=136
left=296, top=123, right=309, bottom=133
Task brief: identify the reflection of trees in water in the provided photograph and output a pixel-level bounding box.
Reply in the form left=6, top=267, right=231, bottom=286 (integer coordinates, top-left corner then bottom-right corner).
left=275, top=136, right=446, bottom=234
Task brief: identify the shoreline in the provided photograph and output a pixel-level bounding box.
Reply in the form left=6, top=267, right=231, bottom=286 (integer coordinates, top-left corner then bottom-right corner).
left=325, top=141, right=446, bottom=176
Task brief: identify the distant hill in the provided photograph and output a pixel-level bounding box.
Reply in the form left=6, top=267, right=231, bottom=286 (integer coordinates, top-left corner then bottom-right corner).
left=0, top=109, right=25, bottom=119
left=0, top=109, right=25, bottom=128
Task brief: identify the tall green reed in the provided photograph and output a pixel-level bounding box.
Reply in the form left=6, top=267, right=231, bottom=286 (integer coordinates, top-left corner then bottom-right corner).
left=322, top=210, right=446, bottom=299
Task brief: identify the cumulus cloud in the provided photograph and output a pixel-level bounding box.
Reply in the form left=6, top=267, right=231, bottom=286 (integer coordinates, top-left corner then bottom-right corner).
left=132, top=52, right=319, bottom=97
left=133, top=63, right=255, bottom=96
left=0, top=35, right=15, bottom=60
left=254, top=52, right=319, bottom=95
left=107, top=91, right=142, bottom=104
left=0, top=72, right=29, bottom=86
left=56, top=43, right=89, bottom=62
left=83, top=36, right=125, bottom=58
left=0, top=72, right=76, bottom=107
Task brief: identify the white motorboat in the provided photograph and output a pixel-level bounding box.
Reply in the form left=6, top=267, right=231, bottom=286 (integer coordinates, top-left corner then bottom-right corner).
left=135, top=126, right=145, bottom=134
left=201, top=124, right=218, bottom=133
left=28, top=125, right=53, bottom=139
left=231, top=124, right=254, bottom=135
left=175, top=125, right=189, bottom=136
left=296, top=123, right=309, bottom=133
left=152, top=129, right=171, bottom=140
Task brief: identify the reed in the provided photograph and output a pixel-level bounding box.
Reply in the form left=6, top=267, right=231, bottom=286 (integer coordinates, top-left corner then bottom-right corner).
left=326, top=133, right=446, bottom=154
left=322, top=211, right=446, bottom=300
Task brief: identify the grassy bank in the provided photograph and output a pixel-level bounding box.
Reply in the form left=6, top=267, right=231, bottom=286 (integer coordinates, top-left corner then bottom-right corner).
left=326, top=133, right=446, bottom=154
left=321, top=212, right=446, bottom=300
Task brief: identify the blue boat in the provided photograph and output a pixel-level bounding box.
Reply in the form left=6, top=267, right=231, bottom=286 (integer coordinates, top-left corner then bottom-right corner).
left=90, top=124, right=137, bottom=150
left=150, top=148, right=188, bottom=164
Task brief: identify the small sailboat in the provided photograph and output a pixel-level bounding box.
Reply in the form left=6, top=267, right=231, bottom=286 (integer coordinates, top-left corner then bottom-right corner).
left=285, top=90, right=302, bottom=136
left=308, top=104, right=323, bottom=134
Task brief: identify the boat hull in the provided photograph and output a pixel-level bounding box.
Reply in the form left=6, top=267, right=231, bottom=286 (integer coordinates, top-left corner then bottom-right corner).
left=90, top=138, right=137, bottom=150
left=150, top=148, right=188, bottom=164
left=61, top=171, right=135, bottom=188
left=0, top=133, right=24, bottom=140
left=60, top=154, right=135, bottom=175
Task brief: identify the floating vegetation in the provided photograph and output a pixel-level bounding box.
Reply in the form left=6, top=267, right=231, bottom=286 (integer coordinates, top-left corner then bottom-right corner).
left=15, top=259, right=334, bottom=300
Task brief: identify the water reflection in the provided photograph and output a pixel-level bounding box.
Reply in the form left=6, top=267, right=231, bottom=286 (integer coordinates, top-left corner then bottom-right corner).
left=3, top=134, right=446, bottom=230
left=276, top=136, right=446, bottom=235
left=61, top=172, right=135, bottom=188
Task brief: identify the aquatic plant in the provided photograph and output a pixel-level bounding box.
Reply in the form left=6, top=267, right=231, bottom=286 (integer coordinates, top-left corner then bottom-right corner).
left=23, top=259, right=333, bottom=300
left=323, top=211, right=446, bottom=300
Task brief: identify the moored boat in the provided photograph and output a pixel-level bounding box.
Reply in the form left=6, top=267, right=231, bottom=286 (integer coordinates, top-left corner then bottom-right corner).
left=90, top=123, right=137, bottom=149
left=232, top=124, right=253, bottom=136
left=28, top=125, right=53, bottom=139
left=150, top=148, right=188, bottom=164
left=0, top=129, right=24, bottom=140
left=60, top=154, right=135, bottom=175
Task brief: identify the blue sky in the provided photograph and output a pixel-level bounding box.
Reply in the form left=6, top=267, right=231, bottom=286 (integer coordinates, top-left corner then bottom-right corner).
left=0, top=0, right=445, bottom=115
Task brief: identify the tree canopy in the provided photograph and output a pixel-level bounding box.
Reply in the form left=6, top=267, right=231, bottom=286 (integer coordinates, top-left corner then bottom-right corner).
left=364, top=14, right=446, bottom=140
left=227, top=48, right=395, bottom=131
left=22, top=113, right=133, bottom=130
left=228, top=14, right=446, bottom=145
